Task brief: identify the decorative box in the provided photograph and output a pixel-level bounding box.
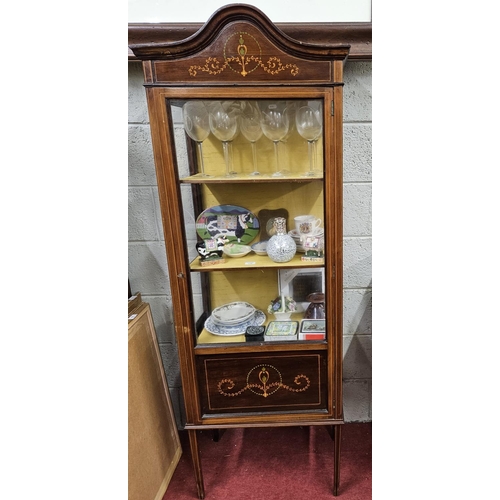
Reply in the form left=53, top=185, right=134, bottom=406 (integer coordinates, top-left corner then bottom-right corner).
left=299, top=319, right=326, bottom=340
left=264, top=321, right=299, bottom=341
left=245, top=325, right=265, bottom=342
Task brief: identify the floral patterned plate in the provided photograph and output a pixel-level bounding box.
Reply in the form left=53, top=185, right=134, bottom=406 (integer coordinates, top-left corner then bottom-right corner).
left=212, top=301, right=256, bottom=325
left=205, top=310, right=266, bottom=336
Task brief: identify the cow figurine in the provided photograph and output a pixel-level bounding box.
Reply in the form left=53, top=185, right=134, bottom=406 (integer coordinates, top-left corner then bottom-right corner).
left=301, top=236, right=325, bottom=262
left=196, top=236, right=228, bottom=266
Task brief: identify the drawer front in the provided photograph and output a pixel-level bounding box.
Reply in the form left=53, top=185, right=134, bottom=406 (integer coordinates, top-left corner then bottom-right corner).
left=197, top=352, right=327, bottom=414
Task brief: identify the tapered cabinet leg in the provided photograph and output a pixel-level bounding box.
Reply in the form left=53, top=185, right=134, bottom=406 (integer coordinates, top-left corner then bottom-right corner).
left=188, top=429, right=205, bottom=499
left=333, top=425, right=342, bottom=496
left=212, top=428, right=226, bottom=442
left=326, top=425, right=335, bottom=440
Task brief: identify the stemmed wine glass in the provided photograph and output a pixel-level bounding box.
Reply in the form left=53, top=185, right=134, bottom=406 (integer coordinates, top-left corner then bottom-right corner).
left=278, top=102, right=296, bottom=176
left=182, top=101, right=211, bottom=177
left=260, top=102, right=290, bottom=177
left=295, top=105, right=323, bottom=177
left=240, top=102, right=263, bottom=176
left=209, top=101, right=239, bottom=177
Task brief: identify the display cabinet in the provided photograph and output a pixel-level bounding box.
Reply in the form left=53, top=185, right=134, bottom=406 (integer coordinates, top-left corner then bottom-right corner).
left=129, top=4, right=349, bottom=497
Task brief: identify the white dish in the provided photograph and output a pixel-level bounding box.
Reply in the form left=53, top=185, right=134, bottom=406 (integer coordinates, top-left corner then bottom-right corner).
left=205, top=310, right=266, bottom=336
left=223, top=243, right=252, bottom=258
left=212, top=301, right=256, bottom=326
left=251, top=241, right=268, bottom=255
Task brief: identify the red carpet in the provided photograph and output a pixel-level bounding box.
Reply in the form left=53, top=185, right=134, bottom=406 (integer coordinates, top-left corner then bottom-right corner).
left=163, top=423, right=371, bottom=499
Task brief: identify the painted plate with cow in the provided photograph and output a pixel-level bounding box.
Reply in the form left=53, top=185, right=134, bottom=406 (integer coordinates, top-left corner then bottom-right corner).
left=195, top=204, right=260, bottom=245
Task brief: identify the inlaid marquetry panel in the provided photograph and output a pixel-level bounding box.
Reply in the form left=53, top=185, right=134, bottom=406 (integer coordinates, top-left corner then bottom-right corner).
left=197, top=352, right=327, bottom=414
left=151, top=22, right=333, bottom=85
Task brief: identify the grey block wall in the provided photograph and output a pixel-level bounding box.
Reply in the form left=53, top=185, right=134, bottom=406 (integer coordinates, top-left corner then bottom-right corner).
left=128, top=60, right=372, bottom=426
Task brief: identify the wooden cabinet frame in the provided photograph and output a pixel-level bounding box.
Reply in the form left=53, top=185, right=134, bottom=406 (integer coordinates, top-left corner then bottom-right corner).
left=129, top=5, right=349, bottom=498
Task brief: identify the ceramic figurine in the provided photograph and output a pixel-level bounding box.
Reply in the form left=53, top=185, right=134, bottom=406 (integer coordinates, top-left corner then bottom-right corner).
left=196, top=236, right=227, bottom=266
left=301, top=235, right=325, bottom=262
left=267, top=295, right=297, bottom=321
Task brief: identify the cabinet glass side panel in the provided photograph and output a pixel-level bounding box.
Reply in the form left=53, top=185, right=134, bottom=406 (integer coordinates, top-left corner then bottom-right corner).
left=168, top=98, right=327, bottom=346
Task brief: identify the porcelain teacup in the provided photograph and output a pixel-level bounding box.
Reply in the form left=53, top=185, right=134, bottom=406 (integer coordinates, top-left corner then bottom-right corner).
left=294, top=215, right=322, bottom=235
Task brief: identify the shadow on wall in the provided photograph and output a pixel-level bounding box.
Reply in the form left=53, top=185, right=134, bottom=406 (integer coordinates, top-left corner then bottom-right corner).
left=342, top=281, right=372, bottom=422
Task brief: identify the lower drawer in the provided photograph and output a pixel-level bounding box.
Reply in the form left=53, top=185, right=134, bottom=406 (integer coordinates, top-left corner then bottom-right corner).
left=196, top=352, right=328, bottom=415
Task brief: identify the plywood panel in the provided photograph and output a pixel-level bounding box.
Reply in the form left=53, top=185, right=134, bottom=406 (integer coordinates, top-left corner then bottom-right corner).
left=128, top=301, right=182, bottom=500
left=198, top=127, right=323, bottom=178
left=201, top=180, right=324, bottom=234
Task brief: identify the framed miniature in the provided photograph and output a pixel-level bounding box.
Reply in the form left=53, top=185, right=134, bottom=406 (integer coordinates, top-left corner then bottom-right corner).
left=278, top=268, right=325, bottom=313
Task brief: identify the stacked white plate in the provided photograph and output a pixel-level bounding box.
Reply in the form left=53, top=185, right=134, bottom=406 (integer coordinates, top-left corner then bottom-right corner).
left=205, top=301, right=266, bottom=336
left=288, top=228, right=324, bottom=253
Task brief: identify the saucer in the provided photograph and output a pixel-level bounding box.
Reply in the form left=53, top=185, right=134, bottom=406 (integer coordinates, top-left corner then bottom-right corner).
left=289, top=228, right=324, bottom=239
left=251, top=241, right=268, bottom=255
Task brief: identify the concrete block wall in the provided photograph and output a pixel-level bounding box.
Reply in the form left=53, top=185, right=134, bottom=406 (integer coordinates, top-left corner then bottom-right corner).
left=128, top=60, right=372, bottom=426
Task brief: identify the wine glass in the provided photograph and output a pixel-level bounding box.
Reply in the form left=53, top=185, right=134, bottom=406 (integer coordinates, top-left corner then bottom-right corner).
left=182, top=101, right=212, bottom=177
left=260, top=102, right=289, bottom=177
left=295, top=105, right=323, bottom=177
left=278, top=102, right=296, bottom=175
left=209, top=102, right=239, bottom=177
left=240, top=102, right=263, bottom=176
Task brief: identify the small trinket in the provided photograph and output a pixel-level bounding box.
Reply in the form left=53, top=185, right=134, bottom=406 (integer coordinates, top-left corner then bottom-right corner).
left=267, top=294, right=296, bottom=320
left=245, top=325, right=265, bottom=342
left=264, top=321, right=299, bottom=341
left=301, top=235, right=325, bottom=263
left=196, top=236, right=227, bottom=266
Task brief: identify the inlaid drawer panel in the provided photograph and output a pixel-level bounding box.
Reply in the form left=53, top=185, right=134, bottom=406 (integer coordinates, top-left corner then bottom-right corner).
left=196, top=352, right=328, bottom=414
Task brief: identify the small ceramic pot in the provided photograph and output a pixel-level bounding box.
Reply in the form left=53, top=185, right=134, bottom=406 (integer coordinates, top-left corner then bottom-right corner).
left=273, top=311, right=292, bottom=321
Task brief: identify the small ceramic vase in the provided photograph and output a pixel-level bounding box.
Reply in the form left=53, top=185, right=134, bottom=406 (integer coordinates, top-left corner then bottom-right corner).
left=304, top=292, right=325, bottom=320
left=266, top=217, right=296, bottom=263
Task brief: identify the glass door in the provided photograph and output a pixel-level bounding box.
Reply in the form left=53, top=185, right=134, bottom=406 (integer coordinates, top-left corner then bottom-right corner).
left=167, top=96, right=328, bottom=346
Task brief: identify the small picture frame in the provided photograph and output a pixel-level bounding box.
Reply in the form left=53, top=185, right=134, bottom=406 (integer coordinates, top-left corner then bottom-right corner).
left=278, top=268, right=325, bottom=313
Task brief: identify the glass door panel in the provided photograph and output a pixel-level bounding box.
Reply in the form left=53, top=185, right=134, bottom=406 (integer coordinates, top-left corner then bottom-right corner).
left=168, top=98, right=326, bottom=346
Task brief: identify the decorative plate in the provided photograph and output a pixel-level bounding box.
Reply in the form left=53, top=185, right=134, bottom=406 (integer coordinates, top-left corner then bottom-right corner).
left=222, top=243, right=252, bottom=258
left=212, top=301, right=256, bottom=326
left=196, top=205, right=260, bottom=245
left=205, top=310, right=266, bottom=336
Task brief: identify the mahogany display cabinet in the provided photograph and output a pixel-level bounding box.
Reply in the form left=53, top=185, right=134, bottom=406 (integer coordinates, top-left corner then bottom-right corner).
left=129, top=4, right=350, bottom=497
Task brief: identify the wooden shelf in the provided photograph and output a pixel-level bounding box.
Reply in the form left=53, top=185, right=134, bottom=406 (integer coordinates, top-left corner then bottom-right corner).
left=197, top=312, right=305, bottom=344
left=190, top=253, right=324, bottom=271
left=180, top=173, right=323, bottom=184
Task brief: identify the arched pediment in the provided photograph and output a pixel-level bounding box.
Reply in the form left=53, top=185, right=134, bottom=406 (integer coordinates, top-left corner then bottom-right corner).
left=129, top=4, right=350, bottom=85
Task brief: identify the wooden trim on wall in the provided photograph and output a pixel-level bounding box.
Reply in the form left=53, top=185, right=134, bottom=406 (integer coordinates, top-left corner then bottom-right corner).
left=128, top=22, right=372, bottom=61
